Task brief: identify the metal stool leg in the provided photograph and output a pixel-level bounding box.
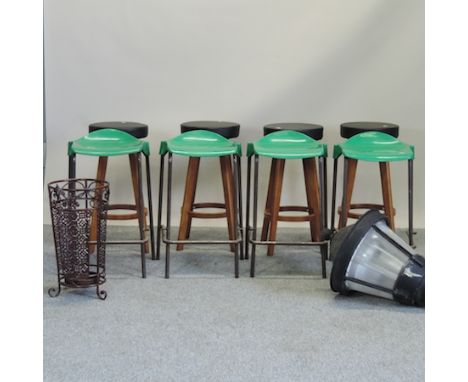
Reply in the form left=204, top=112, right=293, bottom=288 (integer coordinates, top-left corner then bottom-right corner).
left=408, top=159, right=414, bottom=247
left=323, top=156, right=328, bottom=228
left=245, top=155, right=252, bottom=260
left=233, top=155, right=240, bottom=277
left=250, top=155, right=259, bottom=277
left=130, top=154, right=148, bottom=256
left=330, top=157, right=338, bottom=231
left=134, top=154, right=147, bottom=278
left=319, top=157, right=327, bottom=278
left=220, top=156, right=237, bottom=252
left=156, top=154, right=165, bottom=260
left=236, top=155, right=244, bottom=261
left=318, top=157, right=327, bottom=232
left=145, top=154, right=156, bottom=260
left=302, top=158, right=322, bottom=242
left=165, top=154, right=173, bottom=279
left=68, top=146, right=76, bottom=178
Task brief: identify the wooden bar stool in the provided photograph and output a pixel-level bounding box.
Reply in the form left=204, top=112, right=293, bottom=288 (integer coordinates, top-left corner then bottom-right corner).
left=260, top=123, right=326, bottom=257
left=87, top=122, right=155, bottom=258
left=246, top=131, right=328, bottom=278
left=330, top=129, right=415, bottom=246
left=68, top=128, right=155, bottom=278
left=176, top=121, right=243, bottom=258
left=156, top=130, right=242, bottom=278
left=331, top=121, right=399, bottom=233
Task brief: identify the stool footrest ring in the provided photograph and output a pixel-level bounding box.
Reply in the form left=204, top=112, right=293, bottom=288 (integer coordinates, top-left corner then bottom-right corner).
left=89, top=239, right=148, bottom=245
left=246, top=226, right=327, bottom=246
left=338, top=203, right=396, bottom=220
left=250, top=238, right=328, bottom=246
left=188, top=202, right=228, bottom=219
left=264, top=205, right=316, bottom=222
left=161, top=227, right=241, bottom=245
left=106, top=204, right=148, bottom=220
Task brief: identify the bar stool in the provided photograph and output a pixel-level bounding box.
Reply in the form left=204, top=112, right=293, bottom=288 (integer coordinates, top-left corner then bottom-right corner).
left=176, top=121, right=243, bottom=258
left=331, top=121, right=399, bottom=238
left=260, top=123, right=327, bottom=255
left=87, top=121, right=155, bottom=257
left=156, top=130, right=242, bottom=278
left=68, top=128, right=155, bottom=278
left=246, top=130, right=328, bottom=278
left=330, top=131, right=415, bottom=246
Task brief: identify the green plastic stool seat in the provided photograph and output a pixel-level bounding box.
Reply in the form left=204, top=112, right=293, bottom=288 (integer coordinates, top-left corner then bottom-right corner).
left=333, top=131, right=414, bottom=162
left=247, top=130, right=326, bottom=159
left=69, top=129, right=150, bottom=157
left=159, top=130, right=241, bottom=157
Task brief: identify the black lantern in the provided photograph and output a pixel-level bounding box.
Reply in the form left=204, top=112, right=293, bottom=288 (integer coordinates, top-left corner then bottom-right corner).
left=330, top=210, right=424, bottom=307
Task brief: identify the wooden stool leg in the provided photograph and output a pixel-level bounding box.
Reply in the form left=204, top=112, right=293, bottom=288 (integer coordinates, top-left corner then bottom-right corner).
left=267, top=159, right=286, bottom=256
left=303, top=158, right=322, bottom=241
left=338, top=158, right=357, bottom=228
left=129, top=154, right=149, bottom=254
left=177, top=157, right=200, bottom=251
left=379, top=162, right=395, bottom=230
left=89, top=156, right=108, bottom=253
left=220, top=155, right=237, bottom=252
left=186, top=157, right=201, bottom=239
left=261, top=159, right=277, bottom=241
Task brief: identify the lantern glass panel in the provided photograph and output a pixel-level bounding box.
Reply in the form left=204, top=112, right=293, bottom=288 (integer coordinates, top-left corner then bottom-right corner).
left=345, top=225, right=410, bottom=292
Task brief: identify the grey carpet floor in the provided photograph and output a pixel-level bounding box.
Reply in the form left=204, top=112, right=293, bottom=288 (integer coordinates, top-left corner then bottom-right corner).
left=43, top=225, right=424, bottom=382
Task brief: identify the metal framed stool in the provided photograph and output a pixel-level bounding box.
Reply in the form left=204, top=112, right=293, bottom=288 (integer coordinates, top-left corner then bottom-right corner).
left=68, top=128, right=155, bottom=278
left=246, top=131, right=328, bottom=278
left=87, top=121, right=155, bottom=257
left=331, top=121, right=402, bottom=242
left=261, top=123, right=327, bottom=249
left=330, top=131, right=415, bottom=246
left=176, top=121, right=243, bottom=259
left=156, top=130, right=243, bottom=278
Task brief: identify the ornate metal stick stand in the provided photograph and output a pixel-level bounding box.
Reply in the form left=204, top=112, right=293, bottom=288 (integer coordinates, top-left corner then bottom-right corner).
left=48, top=178, right=109, bottom=300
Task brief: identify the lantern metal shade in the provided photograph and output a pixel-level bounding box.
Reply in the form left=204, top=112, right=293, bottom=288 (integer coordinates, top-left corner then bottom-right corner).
left=330, top=210, right=424, bottom=307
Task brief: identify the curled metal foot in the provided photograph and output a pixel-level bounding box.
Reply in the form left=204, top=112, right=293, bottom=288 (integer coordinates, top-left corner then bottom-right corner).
left=48, top=286, right=61, bottom=298
left=97, top=288, right=107, bottom=300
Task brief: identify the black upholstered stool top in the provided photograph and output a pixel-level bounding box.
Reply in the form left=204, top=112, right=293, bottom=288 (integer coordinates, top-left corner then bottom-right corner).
left=340, top=121, right=399, bottom=139
left=263, top=122, right=324, bottom=140
left=180, top=121, right=240, bottom=139
left=89, top=121, right=148, bottom=139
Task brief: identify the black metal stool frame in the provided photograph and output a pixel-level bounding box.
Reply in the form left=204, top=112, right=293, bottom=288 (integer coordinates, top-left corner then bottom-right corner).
left=156, top=153, right=243, bottom=279
left=68, top=149, right=155, bottom=278
left=245, top=154, right=329, bottom=279
left=330, top=156, right=414, bottom=247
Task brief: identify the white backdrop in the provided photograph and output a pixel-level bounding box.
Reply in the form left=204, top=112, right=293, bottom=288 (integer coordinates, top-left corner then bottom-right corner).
left=43, top=0, right=424, bottom=228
